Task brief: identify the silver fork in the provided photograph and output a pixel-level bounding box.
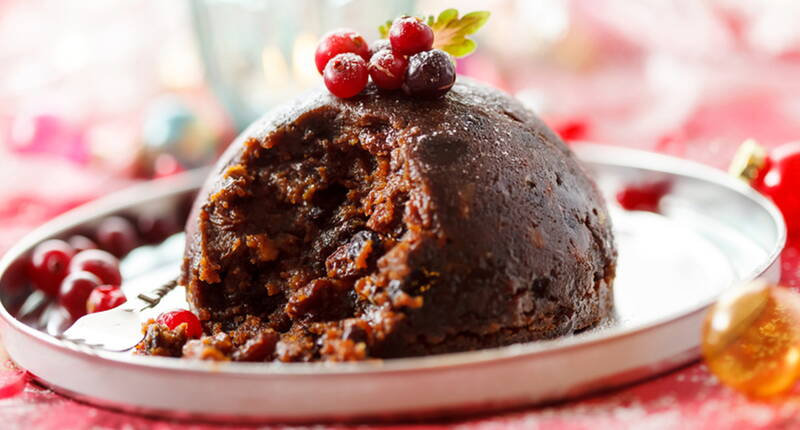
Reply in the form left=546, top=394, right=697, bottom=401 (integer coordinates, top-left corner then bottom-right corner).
left=60, top=279, right=183, bottom=352
left=58, top=236, right=189, bottom=352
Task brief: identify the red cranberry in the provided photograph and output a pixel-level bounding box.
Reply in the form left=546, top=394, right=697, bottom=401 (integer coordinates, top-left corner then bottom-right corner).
left=369, top=39, right=392, bottom=57
left=137, top=213, right=178, bottom=244
left=4, top=258, right=30, bottom=293
left=86, top=285, right=127, bottom=314
left=368, top=49, right=408, bottom=90
left=403, top=49, right=456, bottom=98
left=616, top=181, right=671, bottom=212
left=156, top=309, right=202, bottom=338
left=314, top=29, right=370, bottom=75
left=389, top=16, right=434, bottom=55
left=69, top=249, right=121, bottom=286
left=59, top=271, right=102, bottom=320
left=323, top=53, right=369, bottom=99
left=96, top=216, right=138, bottom=257
left=28, top=239, right=75, bottom=296
left=67, top=235, right=98, bottom=253
left=177, top=193, right=196, bottom=223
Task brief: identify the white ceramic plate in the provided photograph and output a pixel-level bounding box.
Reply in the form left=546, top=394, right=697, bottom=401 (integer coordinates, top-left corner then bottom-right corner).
left=0, top=145, right=785, bottom=423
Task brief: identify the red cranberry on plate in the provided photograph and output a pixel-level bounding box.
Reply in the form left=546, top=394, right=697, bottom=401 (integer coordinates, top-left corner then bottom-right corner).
left=69, top=249, right=121, bottom=286
left=96, top=216, right=138, bottom=257
left=137, top=213, right=178, bottom=244
left=156, top=309, right=203, bottom=338
left=59, top=271, right=102, bottom=320
left=86, top=285, right=127, bottom=314
left=28, top=239, right=75, bottom=296
left=615, top=181, right=671, bottom=212
left=67, top=235, right=98, bottom=253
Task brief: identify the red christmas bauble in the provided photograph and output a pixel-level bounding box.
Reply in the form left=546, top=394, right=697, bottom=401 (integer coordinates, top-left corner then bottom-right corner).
left=752, top=142, right=800, bottom=238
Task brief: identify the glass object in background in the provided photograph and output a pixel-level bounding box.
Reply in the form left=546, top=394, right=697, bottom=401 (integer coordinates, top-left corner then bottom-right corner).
left=194, top=0, right=800, bottom=172
left=0, top=0, right=229, bottom=177
left=190, top=0, right=414, bottom=129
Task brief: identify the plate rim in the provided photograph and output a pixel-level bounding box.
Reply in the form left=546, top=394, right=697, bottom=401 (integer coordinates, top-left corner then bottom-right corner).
left=0, top=145, right=786, bottom=377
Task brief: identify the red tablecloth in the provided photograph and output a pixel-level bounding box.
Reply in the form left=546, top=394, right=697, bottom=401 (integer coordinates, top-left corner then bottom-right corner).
left=0, top=156, right=798, bottom=430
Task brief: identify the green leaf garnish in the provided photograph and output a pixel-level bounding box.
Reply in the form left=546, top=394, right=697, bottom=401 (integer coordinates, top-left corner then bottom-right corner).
left=428, top=9, right=490, bottom=58
left=377, top=9, right=490, bottom=57
left=377, top=20, right=393, bottom=39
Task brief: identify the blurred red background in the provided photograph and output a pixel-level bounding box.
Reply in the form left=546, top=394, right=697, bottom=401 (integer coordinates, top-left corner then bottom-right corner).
left=2, top=1, right=800, bottom=428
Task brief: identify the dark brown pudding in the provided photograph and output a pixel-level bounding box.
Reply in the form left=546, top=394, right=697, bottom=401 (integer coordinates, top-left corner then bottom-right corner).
left=138, top=79, right=616, bottom=362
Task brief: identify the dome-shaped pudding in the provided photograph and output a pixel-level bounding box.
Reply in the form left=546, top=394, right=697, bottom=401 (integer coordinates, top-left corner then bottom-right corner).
left=143, top=79, right=617, bottom=362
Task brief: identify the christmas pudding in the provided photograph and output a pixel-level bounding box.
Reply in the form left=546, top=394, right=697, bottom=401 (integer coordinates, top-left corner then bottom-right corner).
left=137, top=12, right=617, bottom=362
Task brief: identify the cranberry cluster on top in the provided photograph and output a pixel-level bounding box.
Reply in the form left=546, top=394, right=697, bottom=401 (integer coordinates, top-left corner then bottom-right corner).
left=315, top=17, right=455, bottom=99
